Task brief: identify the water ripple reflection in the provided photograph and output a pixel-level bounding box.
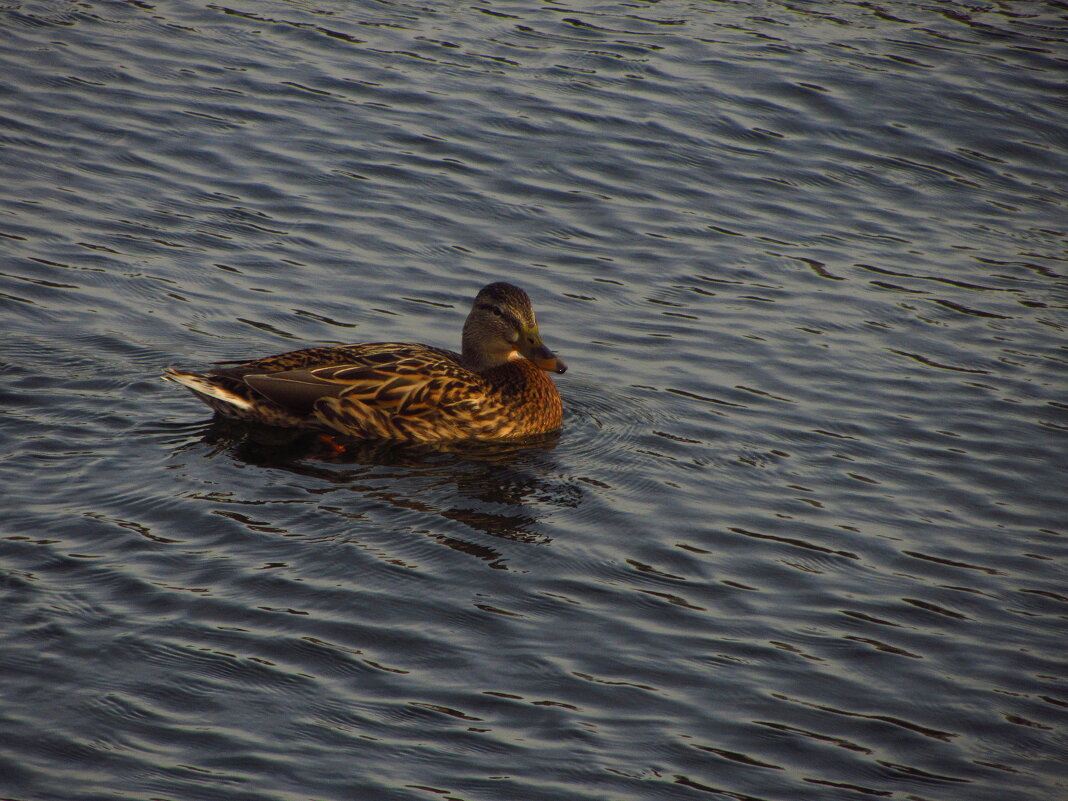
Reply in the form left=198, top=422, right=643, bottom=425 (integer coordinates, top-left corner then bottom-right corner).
left=3, top=0, right=1068, bottom=799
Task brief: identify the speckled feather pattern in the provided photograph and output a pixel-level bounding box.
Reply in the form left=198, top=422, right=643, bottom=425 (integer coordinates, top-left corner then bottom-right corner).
left=165, top=285, right=565, bottom=442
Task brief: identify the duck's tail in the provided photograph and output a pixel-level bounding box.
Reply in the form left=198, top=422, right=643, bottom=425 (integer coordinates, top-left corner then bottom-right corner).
left=162, top=368, right=254, bottom=410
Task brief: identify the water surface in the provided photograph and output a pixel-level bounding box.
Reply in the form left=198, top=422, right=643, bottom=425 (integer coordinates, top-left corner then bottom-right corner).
left=2, top=1, right=1066, bottom=800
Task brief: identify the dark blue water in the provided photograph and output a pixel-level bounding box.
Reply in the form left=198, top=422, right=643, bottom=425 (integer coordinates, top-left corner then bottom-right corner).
left=2, top=1, right=1066, bottom=799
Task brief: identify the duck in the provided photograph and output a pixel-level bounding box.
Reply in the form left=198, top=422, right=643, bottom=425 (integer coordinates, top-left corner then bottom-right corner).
left=163, top=281, right=567, bottom=442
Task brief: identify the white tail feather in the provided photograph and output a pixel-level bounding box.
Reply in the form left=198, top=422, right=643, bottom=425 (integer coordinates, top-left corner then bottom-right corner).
left=163, top=369, right=253, bottom=410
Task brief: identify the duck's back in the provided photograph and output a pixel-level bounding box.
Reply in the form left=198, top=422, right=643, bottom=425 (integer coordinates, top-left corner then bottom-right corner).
left=218, top=342, right=465, bottom=377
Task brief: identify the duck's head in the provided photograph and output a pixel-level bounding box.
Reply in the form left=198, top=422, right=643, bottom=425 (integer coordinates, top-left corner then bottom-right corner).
left=462, top=282, right=567, bottom=374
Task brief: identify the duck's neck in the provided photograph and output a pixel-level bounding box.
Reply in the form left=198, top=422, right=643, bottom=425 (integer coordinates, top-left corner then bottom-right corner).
left=461, top=348, right=511, bottom=374
left=461, top=326, right=513, bottom=374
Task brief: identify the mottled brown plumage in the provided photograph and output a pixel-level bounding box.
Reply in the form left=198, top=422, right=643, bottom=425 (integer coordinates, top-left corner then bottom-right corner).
left=163, top=282, right=566, bottom=441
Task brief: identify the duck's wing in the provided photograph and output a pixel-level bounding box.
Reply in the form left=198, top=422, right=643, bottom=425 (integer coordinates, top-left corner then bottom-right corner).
left=231, top=344, right=494, bottom=440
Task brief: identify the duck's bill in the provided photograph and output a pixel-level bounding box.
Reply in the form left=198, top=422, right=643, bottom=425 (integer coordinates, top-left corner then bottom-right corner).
left=519, top=328, right=567, bottom=374
left=531, top=347, right=567, bottom=374
left=535, top=356, right=567, bottom=374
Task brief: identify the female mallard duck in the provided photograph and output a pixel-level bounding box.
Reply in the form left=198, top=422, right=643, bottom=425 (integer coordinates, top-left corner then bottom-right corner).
left=164, top=282, right=566, bottom=441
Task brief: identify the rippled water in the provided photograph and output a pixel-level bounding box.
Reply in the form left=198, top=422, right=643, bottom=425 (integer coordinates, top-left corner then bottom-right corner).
left=2, top=1, right=1067, bottom=799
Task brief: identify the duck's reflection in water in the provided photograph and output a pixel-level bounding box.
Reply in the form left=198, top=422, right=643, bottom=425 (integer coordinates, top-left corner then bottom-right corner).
left=194, top=418, right=581, bottom=561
